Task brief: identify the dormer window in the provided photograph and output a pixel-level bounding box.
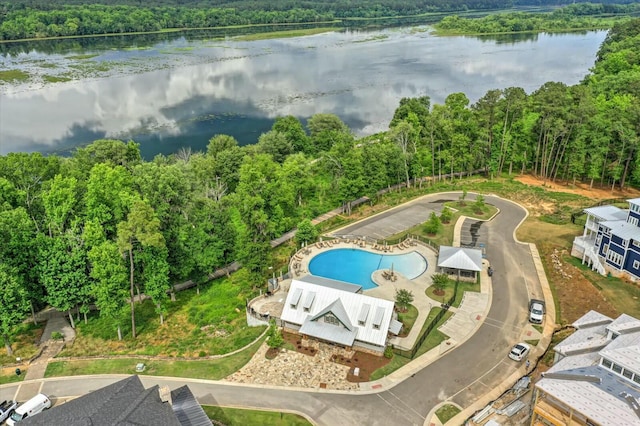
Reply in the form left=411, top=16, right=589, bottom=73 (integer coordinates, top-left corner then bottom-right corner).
left=324, top=313, right=340, bottom=326
left=290, top=288, right=302, bottom=309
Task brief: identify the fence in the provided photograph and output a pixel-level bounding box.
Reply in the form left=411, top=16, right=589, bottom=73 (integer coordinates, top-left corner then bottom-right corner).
left=393, top=279, right=459, bottom=359
left=570, top=198, right=627, bottom=224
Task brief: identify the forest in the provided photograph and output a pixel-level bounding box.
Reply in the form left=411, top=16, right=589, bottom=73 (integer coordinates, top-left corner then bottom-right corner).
left=0, top=17, right=639, bottom=353
left=0, top=0, right=636, bottom=40
left=436, top=3, right=640, bottom=33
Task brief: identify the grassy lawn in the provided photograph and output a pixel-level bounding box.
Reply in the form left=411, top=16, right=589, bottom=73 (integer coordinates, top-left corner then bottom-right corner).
left=442, top=199, right=498, bottom=220
left=369, top=353, right=411, bottom=381
left=397, top=304, right=419, bottom=336
left=426, top=276, right=478, bottom=308
left=414, top=310, right=453, bottom=359
left=0, top=322, right=44, bottom=366
left=58, top=270, right=265, bottom=358
left=565, top=256, right=640, bottom=318
left=45, top=335, right=265, bottom=380
left=0, top=370, right=26, bottom=385
left=436, top=404, right=461, bottom=423
left=202, top=406, right=311, bottom=425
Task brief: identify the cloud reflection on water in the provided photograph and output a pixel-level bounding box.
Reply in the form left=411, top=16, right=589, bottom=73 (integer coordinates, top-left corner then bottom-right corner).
left=0, top=28, right=605, bottom=157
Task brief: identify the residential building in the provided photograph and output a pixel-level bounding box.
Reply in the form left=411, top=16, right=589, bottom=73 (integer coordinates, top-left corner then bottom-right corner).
left=531, top=310, right=640, bottom=426
left=20, top=375, right=210, bottom=426
left=572, top=198, right=640, bottom=280
left=280, top=280, right=401, bottom=355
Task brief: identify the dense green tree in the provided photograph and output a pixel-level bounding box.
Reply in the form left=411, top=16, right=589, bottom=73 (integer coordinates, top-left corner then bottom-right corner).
left=272, top=115, right=310, bottom=154
left=423, top=212, right=442, bottom=235
left=117, top=199, right=165, bottom=339
left=0, top=263, right=29, bottom=355
left=295, top=218, right=318, bottom=246
left=256, top=130, right=294, bottom=163
left=394, top=288, right=414, bottom=312
left=88, top=240, right=128, bottom=340
left=37, top=232, right=88, bottom=329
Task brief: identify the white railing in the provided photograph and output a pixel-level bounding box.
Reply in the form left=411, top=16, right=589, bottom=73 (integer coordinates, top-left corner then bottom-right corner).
left=586, top=246, right=606, bottom=275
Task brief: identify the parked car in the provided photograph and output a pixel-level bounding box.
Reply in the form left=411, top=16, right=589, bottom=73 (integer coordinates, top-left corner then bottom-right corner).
left=509, top=342, right=531, bottom=362
left=0, top=400, right=19, bottom=423
left=6, top=394, right=50, bottom=426
left=529, top=299, right=545, bottom=324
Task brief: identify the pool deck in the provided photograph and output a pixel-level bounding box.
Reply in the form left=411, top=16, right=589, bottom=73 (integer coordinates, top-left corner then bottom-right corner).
left=251, top=237, right=457, bottom=351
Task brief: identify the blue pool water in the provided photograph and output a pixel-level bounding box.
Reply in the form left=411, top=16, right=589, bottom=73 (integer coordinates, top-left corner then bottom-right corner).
left=308, top=248, right=427, bottom=290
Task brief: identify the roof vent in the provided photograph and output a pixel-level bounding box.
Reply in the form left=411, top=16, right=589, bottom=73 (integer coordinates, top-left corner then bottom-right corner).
left=159, top=385, right=172, bottom=405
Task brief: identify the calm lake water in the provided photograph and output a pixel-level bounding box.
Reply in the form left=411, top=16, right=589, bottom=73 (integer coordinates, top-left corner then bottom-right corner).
left=0, top=27, right=606, bottom=159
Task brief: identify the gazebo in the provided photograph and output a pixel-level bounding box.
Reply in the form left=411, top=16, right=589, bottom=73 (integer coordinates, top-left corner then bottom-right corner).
left=437, top=246, right=483, bottom=281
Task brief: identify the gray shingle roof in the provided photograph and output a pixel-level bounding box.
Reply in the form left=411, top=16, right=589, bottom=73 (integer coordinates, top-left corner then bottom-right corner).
left=20, top=376, right=204, bottom=426
left=298, top=275, right=362, bottom=293
left=171, top=385, right=211, bottom=426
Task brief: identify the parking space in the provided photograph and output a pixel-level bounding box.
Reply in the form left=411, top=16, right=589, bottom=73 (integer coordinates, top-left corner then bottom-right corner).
left=332, top=199, right=447, bottom=240
left=460, top=219, right=488, bottom=249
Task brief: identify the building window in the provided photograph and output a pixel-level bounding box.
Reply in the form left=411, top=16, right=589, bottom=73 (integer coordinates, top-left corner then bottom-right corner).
left=604, top=227, right=611, bottom=236
left=630, top=217, right=640, bottom=227
left=602, top=358, right=612, bottom=369
left=633, top=240, right=640, bottom=250
left=623, top=369, right=634, bottom=379
left=324, top=314, right=340, bottom=326
left=606, top=250, right=623, bottom=266
left=634, top=260, right=640, bottom=270
left=603, top=244, right=609, bottom=255
left=634, top=374, right=640, bottom=384
left=612, top=363, right=623, bottom=374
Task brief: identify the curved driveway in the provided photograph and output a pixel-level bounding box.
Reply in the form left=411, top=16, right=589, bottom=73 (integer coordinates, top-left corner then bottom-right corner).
left=1, top=193, right=540, bottom=426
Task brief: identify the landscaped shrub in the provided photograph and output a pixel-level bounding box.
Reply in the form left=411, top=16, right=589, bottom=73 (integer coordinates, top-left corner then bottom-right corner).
left=384, top=346, right=394, bottom=359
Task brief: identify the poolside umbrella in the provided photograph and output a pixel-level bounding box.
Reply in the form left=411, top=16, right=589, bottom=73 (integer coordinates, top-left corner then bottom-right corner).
left=391, top=263, right=394, bottom=276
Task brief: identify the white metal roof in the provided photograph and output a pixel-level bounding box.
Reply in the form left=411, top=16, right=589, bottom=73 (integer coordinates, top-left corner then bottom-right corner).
left=437, top=246, right=483, bottom=272
left=537, top=311, right=640, bottom=426
left=607, top=313, right=640, bottom=334
left=281, top=280, right=394, bottom=347
left=600, top=219, right=640, bottom=242
left=537, top=368, right=640, bottom=426
left=584, top=205, right=627, bottom=221
left=553, top=327, right=609, bottom=356
left=573, top=310, right=613, bottom=329
left=628, top=198, right=640, bottom=206
left=599, top=331, right=640, bottom=374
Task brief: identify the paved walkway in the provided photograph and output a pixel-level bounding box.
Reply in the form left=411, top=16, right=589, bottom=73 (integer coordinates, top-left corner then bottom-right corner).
left=19, top=314, right=75, bottom=385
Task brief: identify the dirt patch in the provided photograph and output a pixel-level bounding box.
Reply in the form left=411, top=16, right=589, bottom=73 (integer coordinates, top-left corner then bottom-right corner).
left=546, top=248, right=618, bottom=324
left=332, top=351, right=391, bottom=382
left=514, top=175, right=640, bottom=202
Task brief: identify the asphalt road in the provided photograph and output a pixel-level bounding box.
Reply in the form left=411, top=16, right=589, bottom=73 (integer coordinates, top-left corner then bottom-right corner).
left=0, top=192, right=540, bottom=426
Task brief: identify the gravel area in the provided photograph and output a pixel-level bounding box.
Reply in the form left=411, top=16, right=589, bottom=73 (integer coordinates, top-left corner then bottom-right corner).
left=225, top=342, right=359, bottom=391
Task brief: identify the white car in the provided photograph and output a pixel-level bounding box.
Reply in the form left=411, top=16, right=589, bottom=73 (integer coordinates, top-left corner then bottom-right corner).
left=509, top=342, right=531, bottom=362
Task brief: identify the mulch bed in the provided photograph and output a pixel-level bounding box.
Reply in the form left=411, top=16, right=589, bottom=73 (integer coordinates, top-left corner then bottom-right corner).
left=332, top=351, right=391, bottom=382
left=282, top=331, right=317, bottom=357
left=282, top=331, right=390, bottom=381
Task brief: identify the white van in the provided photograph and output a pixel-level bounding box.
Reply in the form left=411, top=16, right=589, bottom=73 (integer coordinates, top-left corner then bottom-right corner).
left=6, top=393, right=51, bottom=425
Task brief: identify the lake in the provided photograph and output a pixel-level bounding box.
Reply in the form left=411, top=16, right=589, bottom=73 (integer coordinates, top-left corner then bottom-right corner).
left=0, top=27, right=607, bottom=159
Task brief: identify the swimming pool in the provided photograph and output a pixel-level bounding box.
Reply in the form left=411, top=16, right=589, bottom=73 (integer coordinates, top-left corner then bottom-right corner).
left=308, top=248, right=427, bottom=290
